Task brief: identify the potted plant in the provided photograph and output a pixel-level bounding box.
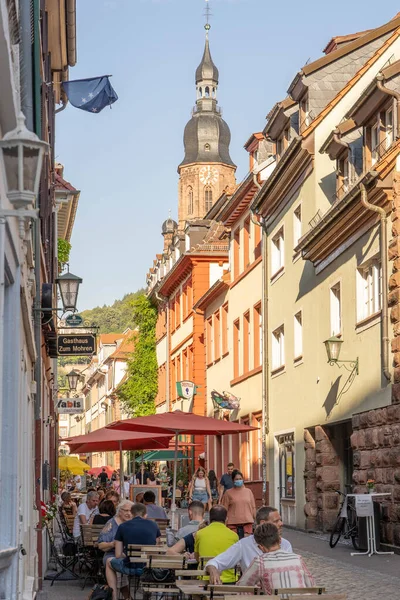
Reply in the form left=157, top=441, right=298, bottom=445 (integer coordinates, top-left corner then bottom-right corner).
left=366, top=479, right=376, bottom=494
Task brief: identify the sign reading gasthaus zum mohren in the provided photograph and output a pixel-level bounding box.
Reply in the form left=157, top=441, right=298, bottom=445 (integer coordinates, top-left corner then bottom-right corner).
left=57, top=334, right=96, bottom=356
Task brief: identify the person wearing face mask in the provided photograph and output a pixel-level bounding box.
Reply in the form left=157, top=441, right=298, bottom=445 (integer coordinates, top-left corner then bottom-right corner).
left=221, top=469, right=256, bottom=539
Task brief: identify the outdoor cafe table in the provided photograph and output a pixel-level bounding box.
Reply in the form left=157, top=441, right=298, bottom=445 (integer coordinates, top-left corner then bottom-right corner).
left=347, top=492, right=394, bottom=557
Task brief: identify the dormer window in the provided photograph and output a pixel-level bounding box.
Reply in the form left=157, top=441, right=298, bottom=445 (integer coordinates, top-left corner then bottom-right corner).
left=299, top=94, right=310, bottom=131
left=365, top=99, right=395, bottom=169
left=204, top=143, right=211, bottom=152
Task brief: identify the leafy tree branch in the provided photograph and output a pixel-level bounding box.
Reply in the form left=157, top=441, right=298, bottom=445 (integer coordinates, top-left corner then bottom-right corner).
left=117, top=294, right=158, bottom=416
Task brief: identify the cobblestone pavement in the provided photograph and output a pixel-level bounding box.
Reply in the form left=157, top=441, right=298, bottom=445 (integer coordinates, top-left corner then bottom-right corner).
left=298, top=548, right=400, bottom=600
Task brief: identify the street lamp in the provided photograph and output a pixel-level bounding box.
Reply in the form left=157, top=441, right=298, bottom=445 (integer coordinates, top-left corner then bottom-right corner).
left=66, top=369, right=81, bottom=392
left=0, top=112, right=48, bottom=209
left=56, top=270, right=82, bottom=313
left=324, top=336, right=359, bottom=374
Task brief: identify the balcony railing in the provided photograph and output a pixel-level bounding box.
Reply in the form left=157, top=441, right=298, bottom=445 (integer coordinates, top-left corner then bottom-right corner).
left=372, top=135, right=393, bottom=166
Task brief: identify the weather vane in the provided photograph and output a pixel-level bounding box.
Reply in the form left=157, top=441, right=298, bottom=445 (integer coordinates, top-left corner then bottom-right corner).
left=204, top=0, right=212, bottom=33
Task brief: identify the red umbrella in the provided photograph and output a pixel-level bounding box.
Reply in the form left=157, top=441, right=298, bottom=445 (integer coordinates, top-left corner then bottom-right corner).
left=88, top=465, right=114, bottom=478
left=66, top=427, right=173, bottom=454
left=107, top=410, right=257, bottom=436
left=65, top=426, right=173, bottom=486
left=107, top=411, right=258, bottom=524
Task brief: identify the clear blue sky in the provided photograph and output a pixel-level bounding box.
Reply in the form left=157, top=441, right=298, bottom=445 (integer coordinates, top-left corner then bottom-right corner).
left=57, top=0, right=400, bottom=311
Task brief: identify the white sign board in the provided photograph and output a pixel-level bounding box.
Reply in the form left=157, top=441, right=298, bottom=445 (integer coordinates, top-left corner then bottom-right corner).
left=355, top=494, right=374, bottom=517
left=57, top=397, right=84, bottom=415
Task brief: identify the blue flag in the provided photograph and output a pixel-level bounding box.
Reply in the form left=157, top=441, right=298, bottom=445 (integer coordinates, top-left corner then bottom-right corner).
left=62, top=76, right=118, bottom=113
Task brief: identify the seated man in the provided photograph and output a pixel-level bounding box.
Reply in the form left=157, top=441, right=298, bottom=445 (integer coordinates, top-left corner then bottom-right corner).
left=195, top=505, right=238, bottom=583
left=238, top=523, right=314, bottom=594
left=174, top=500, right=205, bottom=542
left=206, top=506, right=292, bottom=584
left=143, top=490, right=168, bottom=519
left=72, top=491, right=99, bottom=539
left=107, top=503, right=160, bottom=600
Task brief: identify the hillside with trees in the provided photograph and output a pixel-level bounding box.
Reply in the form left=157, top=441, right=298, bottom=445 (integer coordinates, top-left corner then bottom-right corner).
left=79, top=289, right=144, bottom=333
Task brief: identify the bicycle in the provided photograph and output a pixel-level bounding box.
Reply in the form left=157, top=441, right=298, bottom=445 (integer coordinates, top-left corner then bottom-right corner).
left=329, top=490, right=360, bottom=550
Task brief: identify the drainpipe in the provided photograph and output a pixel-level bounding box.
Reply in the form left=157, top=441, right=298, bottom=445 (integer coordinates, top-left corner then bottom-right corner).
left=333, top=129, right=349, bottom=151
left=19, top=0, right=34, bottom=131
left=250, top=173, right=269, bottom=505
left=360, top=182, right=391, bottom=381
left=376, top=74, right=400, bottom=138
left=155, top=292, right=170, bottom=412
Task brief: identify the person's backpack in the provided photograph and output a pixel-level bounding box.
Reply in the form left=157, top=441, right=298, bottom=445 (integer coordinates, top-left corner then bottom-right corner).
left=88, top=584, right=112, bottom=600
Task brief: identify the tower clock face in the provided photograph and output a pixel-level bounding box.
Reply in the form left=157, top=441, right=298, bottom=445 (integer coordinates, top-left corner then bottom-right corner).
left=199, top=166, right=219, bottom=185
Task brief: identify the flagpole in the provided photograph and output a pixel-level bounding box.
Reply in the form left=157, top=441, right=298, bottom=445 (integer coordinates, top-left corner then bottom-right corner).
left=171, top=432, right=179, bottom=530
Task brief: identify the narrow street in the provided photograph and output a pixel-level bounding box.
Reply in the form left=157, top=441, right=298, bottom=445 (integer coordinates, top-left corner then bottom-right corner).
left=39, top=528, right=400, bottom=600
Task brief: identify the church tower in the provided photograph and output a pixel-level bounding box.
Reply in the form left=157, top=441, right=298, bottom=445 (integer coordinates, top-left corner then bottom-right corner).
left=178, top=23, right=236, bottom=228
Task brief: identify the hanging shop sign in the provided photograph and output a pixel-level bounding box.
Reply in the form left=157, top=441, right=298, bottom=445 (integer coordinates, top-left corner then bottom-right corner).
left=65, top=314, right=83, bottom=327
left=211, top=390, right=240, bottom=410
left=57, top=397, right=84, bottom=414
left=57, top=334, right=96, bottom=356
left=177, top=381, right=197, bottom=399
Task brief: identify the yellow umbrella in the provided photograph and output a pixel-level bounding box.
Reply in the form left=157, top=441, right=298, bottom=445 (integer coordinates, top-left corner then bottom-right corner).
left=59, top=455, right=90, bottom=475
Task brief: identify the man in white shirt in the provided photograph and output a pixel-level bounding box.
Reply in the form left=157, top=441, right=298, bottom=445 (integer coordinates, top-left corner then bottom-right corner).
left=205, top=506, right=292, bottom=584
left=73, top=491, right=99, bottom=539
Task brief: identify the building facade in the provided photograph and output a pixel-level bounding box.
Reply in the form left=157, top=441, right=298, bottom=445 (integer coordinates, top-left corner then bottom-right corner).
left=0, top=1, right=79, bottom=597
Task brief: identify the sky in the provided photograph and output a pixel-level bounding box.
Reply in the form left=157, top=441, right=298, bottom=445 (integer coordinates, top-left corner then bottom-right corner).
left=57, top=0, right=400, bottom=311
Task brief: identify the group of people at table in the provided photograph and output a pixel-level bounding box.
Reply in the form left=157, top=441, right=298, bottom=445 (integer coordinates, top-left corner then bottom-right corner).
left=59, top=463, right=315, bottom=599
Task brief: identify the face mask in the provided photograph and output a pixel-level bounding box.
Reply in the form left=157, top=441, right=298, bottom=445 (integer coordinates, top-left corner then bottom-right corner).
left=234, top=480, right=244, bottom=487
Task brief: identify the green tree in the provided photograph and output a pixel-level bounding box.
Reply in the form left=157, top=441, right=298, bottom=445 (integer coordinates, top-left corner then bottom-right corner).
left=117, top=294, right=158, bottom=416
left=79, top=290, right=144, bottom=333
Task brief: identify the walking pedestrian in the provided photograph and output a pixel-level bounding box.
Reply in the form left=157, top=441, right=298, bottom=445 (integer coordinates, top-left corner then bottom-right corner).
left=218, top=462, right=234, bottom=502
left=221, top=469, right=256, bottom=539
left=188, top=467, right=211, bottom=510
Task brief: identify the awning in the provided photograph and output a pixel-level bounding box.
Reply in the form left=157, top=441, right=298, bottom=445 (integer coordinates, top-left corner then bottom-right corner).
left=142, top=450, right=187, bottom=462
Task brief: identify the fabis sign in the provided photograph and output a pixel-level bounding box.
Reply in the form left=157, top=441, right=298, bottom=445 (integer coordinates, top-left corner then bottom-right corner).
left=57, top=397, right=84, bottom=414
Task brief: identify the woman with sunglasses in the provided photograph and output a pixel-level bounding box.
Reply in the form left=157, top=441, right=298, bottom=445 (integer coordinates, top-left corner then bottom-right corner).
left=188, top=467, right=212, bottom=510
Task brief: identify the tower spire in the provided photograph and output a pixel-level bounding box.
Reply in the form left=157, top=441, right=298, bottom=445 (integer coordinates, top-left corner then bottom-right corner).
left=204, top=0, right=211, bottom=36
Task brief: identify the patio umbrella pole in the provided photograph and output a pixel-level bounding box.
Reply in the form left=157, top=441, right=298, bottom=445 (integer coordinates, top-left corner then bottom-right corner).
left=119, top=440, right=124, bottom=497
left=171, top=432, right=179, bottom=529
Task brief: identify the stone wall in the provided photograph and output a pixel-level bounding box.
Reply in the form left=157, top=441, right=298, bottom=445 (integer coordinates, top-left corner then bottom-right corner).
left=304, top=426, right=340, bottom=531
left=351, top=405, right=400, bottom=546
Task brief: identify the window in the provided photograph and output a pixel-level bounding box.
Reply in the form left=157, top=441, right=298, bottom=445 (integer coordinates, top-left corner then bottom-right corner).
left=371, top=122, right=379, bottom=166
left=233, top=228, right=240, bottom=279
left=254, top=220, right=261, bottom=260
left=243, top=311, right=250, bottom=374
left=385, top=107, right=394, bottom=149
left=278, top=432, right=295, bottom=499
left=214, top=310, right=221, bottom=361
left=240, top=417, right=251, bottom=481
left=357, top=258, right=382, bottom=321
left=188, top=187, right=194, bottom=215
left=175, top=293, right=181, bottom=329
left=272, top=325, right=285, bottom=371
left=233, top=318, right=240, bottom=378
left=243, top=218, right=250, bottom=268
left=204, top=186, right=213, bottom=212
left=330, top=282, right=341, bottom=336
left=294, top=311, right=303, bottom=359
left=206, top=317, right=213, bottom=365
left=253, top=303, right=262, bottom=369
left=271, top=227, right=284, bottom=276
left=293, top=205, right=302, bottom=250
left=252, top=413, right=263, bottom=480
left=222, top=303, right=229, bottom=356
left=204, top=143, right=211, bottom=152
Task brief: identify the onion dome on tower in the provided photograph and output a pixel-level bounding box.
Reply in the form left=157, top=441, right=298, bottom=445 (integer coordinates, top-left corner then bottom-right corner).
left=178, top=29, right=235, bottom=169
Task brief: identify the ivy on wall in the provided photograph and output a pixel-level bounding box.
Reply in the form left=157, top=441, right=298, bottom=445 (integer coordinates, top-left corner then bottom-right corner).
left=58, top=238, right=71, bottom=269
left=117, top=294, right=158, bottom=416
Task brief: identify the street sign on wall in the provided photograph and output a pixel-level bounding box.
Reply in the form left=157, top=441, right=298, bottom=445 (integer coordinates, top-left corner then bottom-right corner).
left=57, top=334, right=96, bottom=356
left=65, top=314, right=83, bottom=327
left=57, top=397, right=84, bottom=414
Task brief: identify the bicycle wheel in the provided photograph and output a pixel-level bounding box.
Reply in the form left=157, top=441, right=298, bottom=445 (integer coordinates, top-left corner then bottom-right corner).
left=347, top=504, right=360, bottom=550
left=329, top=516, right=345, bottom=548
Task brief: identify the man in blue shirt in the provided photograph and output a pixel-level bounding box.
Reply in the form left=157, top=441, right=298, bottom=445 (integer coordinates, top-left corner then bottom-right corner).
left=107, top=503, right=160, bottom=599
left=218, top=462, right=234, bottom=502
